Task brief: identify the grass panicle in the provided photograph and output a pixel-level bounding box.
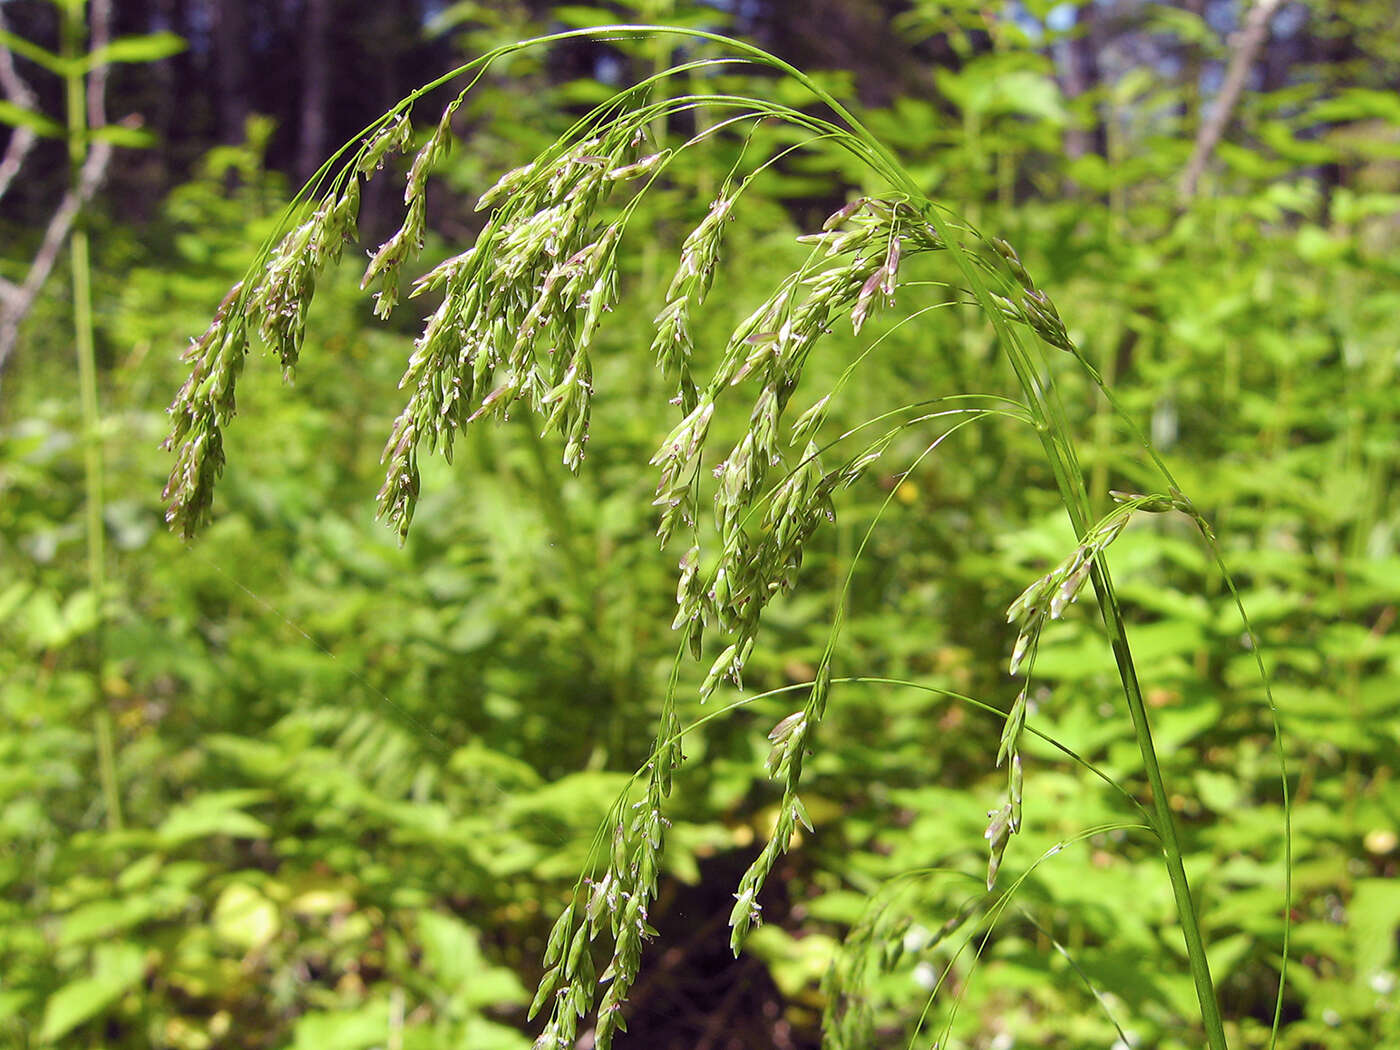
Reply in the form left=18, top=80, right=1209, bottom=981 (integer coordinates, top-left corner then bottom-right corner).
left=163, top=25, right=1291, bottom=1050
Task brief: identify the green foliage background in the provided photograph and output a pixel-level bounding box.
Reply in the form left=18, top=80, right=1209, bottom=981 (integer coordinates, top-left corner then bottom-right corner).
left=2, top=3, right=1399, bottom=1049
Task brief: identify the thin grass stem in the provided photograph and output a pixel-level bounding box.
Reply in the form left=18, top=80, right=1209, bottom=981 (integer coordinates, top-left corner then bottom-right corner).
left=64, top=0, right=121, bottom=833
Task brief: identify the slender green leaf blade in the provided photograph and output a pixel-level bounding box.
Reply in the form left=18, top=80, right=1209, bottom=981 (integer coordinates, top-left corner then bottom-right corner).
left=0, top=100, right=63, bottom=138
left=82, top=32, right=186, bottom=71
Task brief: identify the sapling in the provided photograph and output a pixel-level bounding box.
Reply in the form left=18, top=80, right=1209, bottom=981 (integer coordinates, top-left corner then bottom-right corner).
left=163, top=26, right=1288, bottom=1050
left=2, top=0, right=184, bottom=834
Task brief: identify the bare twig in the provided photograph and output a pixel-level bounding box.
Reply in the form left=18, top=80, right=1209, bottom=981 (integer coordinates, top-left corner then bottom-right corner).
left=0, top=140, right=114, bottom=372
left=87, top=0, right=113, bottom=130
left=0, top=0, right=115, bottom=382
left=0, top=6, right=40, bottom=203
left=1179, top=0, right=1283, bottom=202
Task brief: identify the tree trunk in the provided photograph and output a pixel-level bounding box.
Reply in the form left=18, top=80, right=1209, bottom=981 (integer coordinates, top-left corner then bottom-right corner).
left=211, top=0, right=249, bottom=143
left=297, top=0, right=331, bottom=181
left=1060, top=2, right=1103, bottom=163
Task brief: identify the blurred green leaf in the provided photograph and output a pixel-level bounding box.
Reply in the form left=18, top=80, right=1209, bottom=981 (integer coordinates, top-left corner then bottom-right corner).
left=157, top=791, right=271, bottom=845
left=0, top=29, right=72, bottom=75
left=211, top=882, right=281, bottom=951
left=38, top=943, right=144, bottom=1042
left=81, top=32, right=186, bottom=71
left=0, top=100, right=63, bottom=138
left=90, top=123, right=158, bottom=149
